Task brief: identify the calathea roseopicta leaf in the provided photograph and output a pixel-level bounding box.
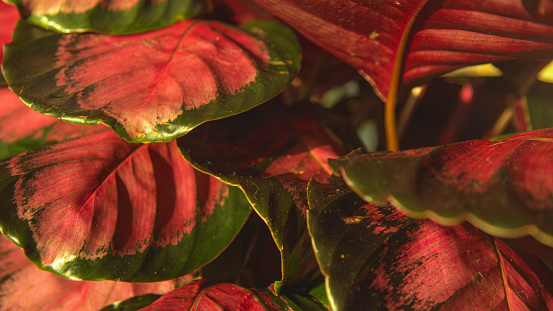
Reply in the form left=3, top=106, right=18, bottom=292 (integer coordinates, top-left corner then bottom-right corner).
left=252, top=0, right=553, bottom=100
left=2, top=19, right=300, bottom=143
left=0, top=1, right=19, bottom=85
left=0, top=87, right=102, bottom=159
left=0, top=234, right=191, bottom=310
left=331, top=128, right=553, bottom=248
left=307, top=180, right=553, bottom=311
left=141, top=279, right=327, bottom=310
left=5, top=0, right=206, bottom=34
left=0, top=130, right=251, bottom=282
left=178, top=102, right=358, bottom=292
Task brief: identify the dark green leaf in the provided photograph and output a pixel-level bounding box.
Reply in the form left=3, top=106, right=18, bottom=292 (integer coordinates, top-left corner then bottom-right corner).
left=6, top=0, right=205, bottom=34
left=99, top=294, right=162, bottom=311
left=178, top=102, right=357, bottom=292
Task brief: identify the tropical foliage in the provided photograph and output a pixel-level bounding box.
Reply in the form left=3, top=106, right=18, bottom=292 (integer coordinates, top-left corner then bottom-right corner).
left=2, top=0, right=553, bottom=310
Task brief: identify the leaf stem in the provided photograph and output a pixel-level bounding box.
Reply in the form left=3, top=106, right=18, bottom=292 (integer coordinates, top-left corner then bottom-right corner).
left=385, top=1, right=429, bottom=152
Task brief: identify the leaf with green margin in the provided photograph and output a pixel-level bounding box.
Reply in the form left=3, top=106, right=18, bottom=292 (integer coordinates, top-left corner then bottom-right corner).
left=0, top=87, right=102, bottom=159
left=177, top=102, right=358, bottom=293
left=331, top=128, right=553, bottom=248
left=141, top=279, right=328, bottom=310
left=0, top=129, right=251, bottom=281
left=0, top=234, right=191, bottom=310
left=0, top=1, right=19, bottom=85
left=99, top=294, right=162, bottom=311
left=5, top=0, right=205, bottom=34
left=2, top=19, right=300, bottom=143
left=307, top=179, right=553, bottom=311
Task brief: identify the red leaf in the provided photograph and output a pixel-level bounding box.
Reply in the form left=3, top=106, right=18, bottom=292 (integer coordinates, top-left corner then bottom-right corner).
left=0, top=234, right=189, bottom=310
left=0, top=2, right=18, bottom=78
left=3, top=19, right=300, bottom=142
left=252, top=0, right=553, bottom=99
left=332, top=128, right=553, bottom=248
left=307, top=181, right=553, bottom=310
left=0, top=130, right=250, bottom=281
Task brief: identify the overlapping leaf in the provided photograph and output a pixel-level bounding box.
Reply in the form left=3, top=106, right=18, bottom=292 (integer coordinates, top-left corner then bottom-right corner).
left=331, top=128, right=553, bottom=248
left=141, top=279, right=327, bottom=310
left=0, top=130, right=251, bottom=281
left=177, top=102, right=358, bottom=292
left=307, top=180, right=553, bottom=310
left=0, top=1, right=19, bottom=85
left=252, top=0, right=553, bottom=99
left=0, top=87, right=101, bottom=159
left=3, top=19, right=300, bottom=143
left=0, top=234, right=191, bottom=310
left=5, top=0, right=206, bottom=34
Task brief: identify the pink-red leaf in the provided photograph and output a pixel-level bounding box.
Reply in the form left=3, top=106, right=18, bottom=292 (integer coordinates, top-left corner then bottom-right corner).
left=141, top=279, right=327, bottom=310
left=307, top=180, right=553, bottom=310
left=0, top=87, right=101, bottom=158
left=3, top=19, right=300, bottom=142
left=253, top=0, right=553, bottom=99
left=0, top=130, right=251, bottom=281
left=0, top=234, right=190, bottom=310
left=331, top=128, right=553, bottom=248
left=0, top=1, right=18, bottom=84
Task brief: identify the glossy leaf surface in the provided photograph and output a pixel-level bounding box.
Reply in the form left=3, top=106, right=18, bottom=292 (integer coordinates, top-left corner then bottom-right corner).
left=3, top=19, right=300, bottom=142
left=5, top=0, right=205, bottom=34
left=307, top=180, right=553, bottom=311
left=331, top=128, right=553, bottom=248
left=0, top=234, right=189, bottom=310
left=0, top=130, right=251, bottom=281
left=178, top=103, right=356, bottom=291
left=0, top=1, right=19, bottom=85
left=141, top=279, right=327, bottom=310
left=0, top=87, right=101, bottom=159
left=253, top=0, right=553, bottom=99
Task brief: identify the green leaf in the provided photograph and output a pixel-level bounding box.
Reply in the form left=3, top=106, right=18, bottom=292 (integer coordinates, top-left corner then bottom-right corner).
left=2, top=19, right=301, bottom=143
left=0, top=130, right=251, bottom=281
left=5, top=0, right=205, bottom=34
left=331, top=128, right=553, bottom=248
left=178, top=102, right=357, bottom=292
left=307, top=180, right=553, bottom=310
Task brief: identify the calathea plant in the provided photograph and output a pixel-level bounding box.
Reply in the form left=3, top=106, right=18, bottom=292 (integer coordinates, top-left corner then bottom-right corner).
left=2, top=0, right=553, bottom=310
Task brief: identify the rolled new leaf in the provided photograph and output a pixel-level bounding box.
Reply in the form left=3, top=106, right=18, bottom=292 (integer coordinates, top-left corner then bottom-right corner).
left=5, top=0, right=206, bottom=34
left=331, top=128, right=553, bottom=247
left=2, top=19, right=300, bottom=143
left=0, top=130, right=251, bottom=281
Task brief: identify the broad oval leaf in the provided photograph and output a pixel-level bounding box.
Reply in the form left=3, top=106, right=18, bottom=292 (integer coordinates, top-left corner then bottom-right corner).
left=141, top=279, right=327, bottom=310
left=178, top=102, right=357, bottom=292
left=0, top=87, right=101, bottom=159
left=252, top=0, right=553, bottom=99
left=0, top=1, right=19, bottom=85
left=5, top=0, right=206, bottom=34
left=0, top=234, right=190, bottom=310
left=307, top=180, right=553, bottom=310
left=0, top=130, right=251, bottom=281
left=331, top=128, right=553, bottom=248
left=3, top=19, right=301, bottom=143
